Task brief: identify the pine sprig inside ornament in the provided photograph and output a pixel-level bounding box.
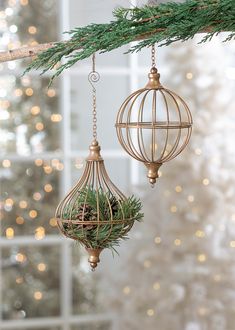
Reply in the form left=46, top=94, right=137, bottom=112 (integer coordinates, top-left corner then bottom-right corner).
left=60, top=187, right=143, bottom=251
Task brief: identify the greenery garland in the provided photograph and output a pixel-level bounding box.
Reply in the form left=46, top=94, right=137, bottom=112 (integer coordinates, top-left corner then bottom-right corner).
left=25, top=0, right=235, bottom=82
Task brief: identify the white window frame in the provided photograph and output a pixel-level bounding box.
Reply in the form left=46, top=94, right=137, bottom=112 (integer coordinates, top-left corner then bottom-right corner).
left=0, top=1, right=140, bottom=329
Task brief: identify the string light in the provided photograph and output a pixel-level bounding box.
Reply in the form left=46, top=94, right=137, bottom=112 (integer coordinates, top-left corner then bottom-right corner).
left=5, top=7, right=13, bottom=16
left=51, top=159, right=59, bottom=167
left=44, top=184, right=53, bottom=192
left=123, top=286, right=131, bottom=295
left=30, top=40, right=38, bottom=46
left=37, top=263, right=46, bottom=272
left=6, top=227, right=14, bottom=239
left=195, top=148, right=202, bottom=155
left=0, top=11, right=6, bottom=19
left=5, top=198, right=14, bottom=207
left=198, top=307, right=208, bottom=316
left=43, top=165, right=53, bottom=174
left=33, top=192, right=42, bottom=201
left=34, top=291, right=43, bottom=300
left=25, top=88, right=34, bottom=96
left=35, top=122, right=44, bottom=131
left=28, top=26, right=37, bottom=34
left=230, top=241, right=235, bottom=248
left=174, top=239, right=182, bottom=246
left=147, top=309, right=155, bottom=317
left=20, top=0, right=28, bottom=5
left=195, top=230, right=205, bottom=238
left=8, top=0, right=17, bottom=6
left=21, top=76, right=31, bottom=86
left=16, top=216, right=24, bottom=225
left=144, top=260, right=151, bottom=268
left=175, top=185, right=182, bottom=193
left=31, top=106, right=40, bottom=115
left=187, top=195, right=194, bottom=202
left=2, top=159, right=11, bottom=167
left=186, top=72, right=193, bottom=80
left=56, top=163, right=64, bottom=171
left=29, top=210, right=37, bottom=218
left=51, top=114, right=62, bottom=122
left=9, top=24, right=17, bottom=33
left=197, top=254, right=207, bottom=262
left=19, top=200, right=27, bottom=208
left=14, top=88, right=23, bottom=97
left=153, top=282, right=160, bottom=290
left=75, top=158, right=84, bottom=169
left=15, top=253, right=26, bottom=263
left=35, top=227, right=45, bottom=240
left=154, top=236, right=161, bottom=244
left=202, top=178, right=210, bottom=186
left=47, top=88, right=56, bottom=97
left=16, top=277, right=24, bottom=284
left=170, top=205, right=177, bottom=213
left=1, top=100, right=10, bottom=108
left=49, top=217, right=57, bottom=227
left=35, top=159, right=43, bottom=166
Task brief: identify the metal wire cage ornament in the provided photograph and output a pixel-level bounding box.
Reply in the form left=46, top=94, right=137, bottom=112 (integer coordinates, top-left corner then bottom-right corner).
left=116, top=46, right=193, bottom=186
left=55, top=55, right=141, bottom=270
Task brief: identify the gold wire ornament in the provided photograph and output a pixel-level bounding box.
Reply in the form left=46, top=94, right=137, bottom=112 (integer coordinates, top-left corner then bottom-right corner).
left=55, top=54, right=143, bottom=270
left=116, top=45, right=193, bottom=186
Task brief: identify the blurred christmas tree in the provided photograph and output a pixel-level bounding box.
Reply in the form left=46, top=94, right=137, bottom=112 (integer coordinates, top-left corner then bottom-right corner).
left=0, top=0, right=100, bottom=323
left=101, top=36, right=235, bottom=330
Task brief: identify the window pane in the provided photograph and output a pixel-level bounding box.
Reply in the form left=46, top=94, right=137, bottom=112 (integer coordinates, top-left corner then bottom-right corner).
left=3, top=328, right=61, bottom=330
left=0, top=76, right=60, bottom=156
left=1, top=245, right=60, bottom=319
left=71, top=323, right=112, bottom=330
left=69, top=0, right=129, bottom=68
left=71, top=158, right=130, bottom=192
left=71, top=75, right=129, bottom=151
left=72, top=245, right=101, bottom=315
left=0, top=160, right=62, bottom=236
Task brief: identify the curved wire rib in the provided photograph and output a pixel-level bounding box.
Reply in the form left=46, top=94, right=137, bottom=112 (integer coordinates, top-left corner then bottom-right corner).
left=116, top=67, right=193, bottom=186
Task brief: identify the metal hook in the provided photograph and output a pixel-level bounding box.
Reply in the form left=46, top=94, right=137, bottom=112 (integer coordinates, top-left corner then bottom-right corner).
left=88, top=53, right=100, bottom=91
left=88, top=53, right=100, bottom=140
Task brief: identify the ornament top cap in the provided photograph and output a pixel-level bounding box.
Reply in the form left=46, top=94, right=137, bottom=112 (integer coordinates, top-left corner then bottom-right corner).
left=145, top=66, right=162, bottom=89
left=87, top=139, right=103, bottom=161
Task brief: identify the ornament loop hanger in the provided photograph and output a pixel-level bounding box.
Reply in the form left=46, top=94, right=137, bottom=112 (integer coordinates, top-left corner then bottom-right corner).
left=88, top=53, right=100, bottom=140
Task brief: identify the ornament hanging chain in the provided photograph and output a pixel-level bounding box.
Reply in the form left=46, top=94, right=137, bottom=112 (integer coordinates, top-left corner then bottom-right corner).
left=151, top=44, right=156, bottom=68
left=88, top=53, right=100, bottom=140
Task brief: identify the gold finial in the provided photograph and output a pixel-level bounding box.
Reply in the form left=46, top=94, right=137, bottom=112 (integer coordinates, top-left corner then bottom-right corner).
left=86, top=139, right=103, bottom=161
left=86, top=248, right=103, bottom=271
left=146, top=67, right=161, bottom=89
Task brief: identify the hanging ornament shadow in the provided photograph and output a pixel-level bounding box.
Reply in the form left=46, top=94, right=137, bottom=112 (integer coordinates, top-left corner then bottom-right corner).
left=55, top=55, right=143, bottom=270
left=116, top=46, right=193, bottom=186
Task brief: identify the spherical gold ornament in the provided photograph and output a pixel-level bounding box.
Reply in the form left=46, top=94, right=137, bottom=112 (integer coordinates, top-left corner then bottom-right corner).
left=116, top=66, right=193, bottom=186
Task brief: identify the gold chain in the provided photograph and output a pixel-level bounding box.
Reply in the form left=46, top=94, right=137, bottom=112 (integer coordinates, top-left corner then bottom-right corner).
left=88, top=53, right=100, bottom=140
left=151, top=44, right=156, bottom=68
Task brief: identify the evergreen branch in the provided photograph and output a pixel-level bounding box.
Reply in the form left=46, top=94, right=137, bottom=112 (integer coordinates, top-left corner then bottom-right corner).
left=17, top=0, right=234, bottom=82
left=60, top=187, right=144, bottom=251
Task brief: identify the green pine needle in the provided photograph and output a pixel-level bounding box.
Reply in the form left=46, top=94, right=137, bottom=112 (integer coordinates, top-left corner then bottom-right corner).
left=24, top=0, right=235, bottom=84
left=60, top=187, right=144, bottom=251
